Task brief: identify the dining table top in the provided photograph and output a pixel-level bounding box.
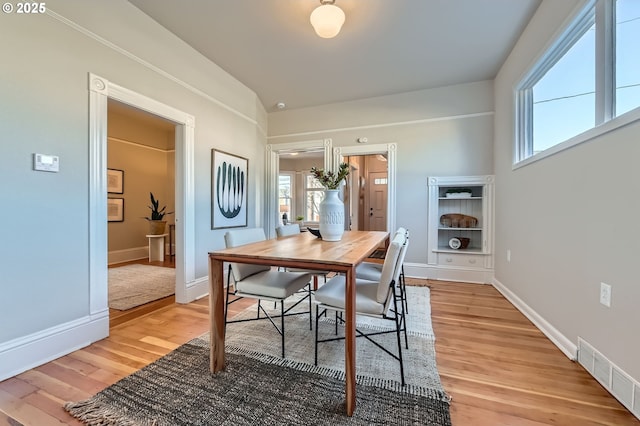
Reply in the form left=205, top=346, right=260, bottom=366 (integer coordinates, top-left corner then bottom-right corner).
left=209, top=230, right=389, bottom=270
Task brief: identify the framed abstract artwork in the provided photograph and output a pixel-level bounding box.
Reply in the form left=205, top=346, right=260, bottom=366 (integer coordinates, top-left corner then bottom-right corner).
left=107, top=168, right=124, bottom=194
left=107, top=198, right=124, bottom=222
left=211, top=149, right=248, bottom=229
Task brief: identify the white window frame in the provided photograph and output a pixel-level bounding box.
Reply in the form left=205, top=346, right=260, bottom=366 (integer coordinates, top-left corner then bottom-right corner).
left=514, top=0, right=640, bottom=168
left=278, top=172, right=295, bottom=223
left=303, top=172, right=324, bottom=223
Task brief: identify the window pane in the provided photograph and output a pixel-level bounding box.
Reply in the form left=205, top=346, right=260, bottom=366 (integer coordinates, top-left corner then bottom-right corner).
left=305, top=175, right=324, bottom=189
left=278, top=174, right=292, bottom=221
left=615, top=0, right=640, bottom=116
left=306, top=190, right=324, bottom=221
left=532, top=24, right=595, bottom=154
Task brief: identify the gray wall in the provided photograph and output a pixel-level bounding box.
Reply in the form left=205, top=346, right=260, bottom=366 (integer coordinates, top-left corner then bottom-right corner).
left=494, top=0, right=640, bottom=381
left=0, top=0, right=266, bottom=348
left=269, top=81, right=495, bottom=265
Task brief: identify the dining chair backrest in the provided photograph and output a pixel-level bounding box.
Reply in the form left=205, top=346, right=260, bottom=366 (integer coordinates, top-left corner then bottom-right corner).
left=375, top=232, right=405, bottom=304
left=396, top=228, right=409, bottom=269
left=275, top=224, right=301, bottom=237
left=224, top=228, right=271, bottom=280
left=394, top=233, right=409, bottom=281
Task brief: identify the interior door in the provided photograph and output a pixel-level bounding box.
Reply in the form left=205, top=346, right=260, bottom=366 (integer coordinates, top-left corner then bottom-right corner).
left=366, top=171, right=387, bottom=232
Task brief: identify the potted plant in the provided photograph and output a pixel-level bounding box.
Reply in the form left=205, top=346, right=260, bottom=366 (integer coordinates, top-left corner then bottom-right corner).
left=144, top=192, right=173, bottom=235
left=310, top=163, right=350, bottom=241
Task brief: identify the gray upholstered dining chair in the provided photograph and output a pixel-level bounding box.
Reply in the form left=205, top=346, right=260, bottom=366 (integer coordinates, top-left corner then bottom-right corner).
left=224, top=227, right=312, bottom=358
left=313, top=231, right=408, bottom=385
left=356, top=227, right=410, bottom=313
left=275, top=224, right=330, bottom=290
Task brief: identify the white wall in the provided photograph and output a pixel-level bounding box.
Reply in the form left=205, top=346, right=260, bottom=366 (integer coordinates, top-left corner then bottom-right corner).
left=494, top=0, right=640, bottom=383
left=0, top=0, right=266, bottom=378
left=269, top=81, right=495, bottom=265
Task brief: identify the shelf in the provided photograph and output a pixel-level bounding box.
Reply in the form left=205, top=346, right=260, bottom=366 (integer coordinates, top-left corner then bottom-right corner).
left=433, top=248, right=488, bottom=254
left=428, top=175, right=494, bottom=277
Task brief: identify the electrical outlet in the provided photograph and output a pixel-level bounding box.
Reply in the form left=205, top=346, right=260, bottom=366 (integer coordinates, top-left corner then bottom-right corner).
left=600, top=282, right=611, bottom=307
left=507, top=249, right=511, bottom=262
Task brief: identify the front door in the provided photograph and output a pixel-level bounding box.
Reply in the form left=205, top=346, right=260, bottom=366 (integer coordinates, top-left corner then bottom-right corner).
left=366, top=171, right=387, bottom=232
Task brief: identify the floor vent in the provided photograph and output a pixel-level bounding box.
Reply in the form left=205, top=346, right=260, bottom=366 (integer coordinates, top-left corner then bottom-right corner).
left=578, top=338, right=639, bottom=420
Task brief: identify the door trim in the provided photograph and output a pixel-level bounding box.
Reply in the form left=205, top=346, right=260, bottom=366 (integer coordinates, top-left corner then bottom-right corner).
left=334, top=143, right=396, bottom=235
left=88, top=73, right=196, bottom=318
left=265, top=139, right=332, bottom=238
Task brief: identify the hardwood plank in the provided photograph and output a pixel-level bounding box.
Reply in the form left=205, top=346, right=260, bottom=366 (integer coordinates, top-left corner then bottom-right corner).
left=0, top=277, right=638, bottom=425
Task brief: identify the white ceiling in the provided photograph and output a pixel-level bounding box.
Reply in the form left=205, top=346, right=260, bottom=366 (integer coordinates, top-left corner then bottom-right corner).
left=127, top=0, right=540, bottom=112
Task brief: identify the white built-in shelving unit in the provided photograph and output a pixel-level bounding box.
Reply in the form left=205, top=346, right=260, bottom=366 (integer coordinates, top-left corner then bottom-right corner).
left=427, top=175, right=494, bottom=283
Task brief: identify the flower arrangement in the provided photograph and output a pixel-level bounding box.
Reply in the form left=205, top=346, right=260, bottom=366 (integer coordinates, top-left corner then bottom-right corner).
left=310, top=163, right=350, bottom=190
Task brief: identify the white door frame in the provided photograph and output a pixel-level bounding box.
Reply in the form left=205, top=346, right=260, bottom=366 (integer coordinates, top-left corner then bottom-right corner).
left=88, top=73, right=196, bottom=319
left=265, top=139, right=332, bottom=238
left=334, top=143, right=397, bottom=234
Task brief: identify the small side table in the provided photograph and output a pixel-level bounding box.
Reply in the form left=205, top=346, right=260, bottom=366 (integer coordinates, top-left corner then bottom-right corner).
left=146, top=234, right=169, bottom=262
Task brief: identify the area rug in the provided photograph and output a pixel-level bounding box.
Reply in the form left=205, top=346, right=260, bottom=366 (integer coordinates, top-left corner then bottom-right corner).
left=108, top=264, right=175, bottom=310
left=224, top=285, right=441, bottom=389
left=65, top=338, right=451, bottom=425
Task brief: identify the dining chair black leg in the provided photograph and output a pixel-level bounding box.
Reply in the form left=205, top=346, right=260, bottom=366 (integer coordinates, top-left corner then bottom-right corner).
left=392, top=287, right=406, bottom=386
left=314, top=305, right=320, bottom=365
left=308, top=283, right=313, bottom=330
left=281, top=300, right=285, bottom=358
left=401, top=266, right=408, bottom=314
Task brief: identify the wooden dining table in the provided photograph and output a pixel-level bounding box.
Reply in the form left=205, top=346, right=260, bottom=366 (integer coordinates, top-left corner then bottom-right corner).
left=208, top=230, right=388, bottom=416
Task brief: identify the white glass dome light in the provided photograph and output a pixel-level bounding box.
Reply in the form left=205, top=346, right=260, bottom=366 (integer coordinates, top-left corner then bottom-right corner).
left=310, top=1, right=345, bottom=39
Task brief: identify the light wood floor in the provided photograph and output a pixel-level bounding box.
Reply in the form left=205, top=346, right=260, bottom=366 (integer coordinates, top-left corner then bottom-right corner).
left=0, top=277, right=638, bottom=425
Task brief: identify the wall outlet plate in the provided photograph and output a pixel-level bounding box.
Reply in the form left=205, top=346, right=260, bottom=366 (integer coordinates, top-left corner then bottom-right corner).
left=600, top=282, right=611, bottom=307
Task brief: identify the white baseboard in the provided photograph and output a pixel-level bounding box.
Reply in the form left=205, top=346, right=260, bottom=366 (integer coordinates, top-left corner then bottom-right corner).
left=404, top=262, right=493, bottom=284
left=492, top=277, right=577, bottom=360
left=404, top=262, right=433, bottom=279
left=0, top=311, right=109, bottom=381
left=108, top=246, right=148, bottom=265
left=187, top=275, right=211, bottom=301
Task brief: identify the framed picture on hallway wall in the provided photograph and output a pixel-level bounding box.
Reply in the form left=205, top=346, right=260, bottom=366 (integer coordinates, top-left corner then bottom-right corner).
left=211, top=149, right=248, bottom=229
left=107, top=198, right=124, bottom=222
left=107, top=168, right=124, bottom=194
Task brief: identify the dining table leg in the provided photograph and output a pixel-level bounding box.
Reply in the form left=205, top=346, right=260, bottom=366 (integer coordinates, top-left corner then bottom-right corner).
left=344, top=265, right=356, bottom=416
left=209, top=256, right=226, bottom=373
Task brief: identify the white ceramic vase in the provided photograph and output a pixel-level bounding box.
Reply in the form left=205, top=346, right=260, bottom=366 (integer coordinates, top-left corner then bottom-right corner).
left=319, top=189, right=344, bottom=242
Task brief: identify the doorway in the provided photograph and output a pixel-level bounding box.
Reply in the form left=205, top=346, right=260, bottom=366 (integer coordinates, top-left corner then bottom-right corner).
left=89, top=73, right=196, bottom=335
left=344, top=154, right=388, bottom=232
left=335, top=143, right=397, bottom=235
left=265, top=139, right=332, bottom=238
left=107, top=100, right=177, bottom=327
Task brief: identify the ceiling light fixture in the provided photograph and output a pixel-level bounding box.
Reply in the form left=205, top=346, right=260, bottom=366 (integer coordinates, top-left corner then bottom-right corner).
left=310, top=0, right=345, bottom=39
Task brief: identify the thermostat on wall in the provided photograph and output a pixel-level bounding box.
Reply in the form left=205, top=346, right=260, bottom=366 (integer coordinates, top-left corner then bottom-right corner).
left=33, top=153, right=60, bottom=172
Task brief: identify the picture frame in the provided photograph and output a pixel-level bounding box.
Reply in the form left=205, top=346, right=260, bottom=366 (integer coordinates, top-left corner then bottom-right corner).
left=211, top=149, right=248, bottom=229
left=107, top=198, right=124, bottom=222
left=107, top=168, right=124, bottom=194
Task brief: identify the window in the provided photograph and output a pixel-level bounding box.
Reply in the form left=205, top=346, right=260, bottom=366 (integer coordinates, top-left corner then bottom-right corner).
left=515, top=0, right=640, bottom=163
left=616, top=0, right=640, bottom=116
left=304, top=173, right=324, bottom=222
left=278, top=173, right=293, bottom=223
